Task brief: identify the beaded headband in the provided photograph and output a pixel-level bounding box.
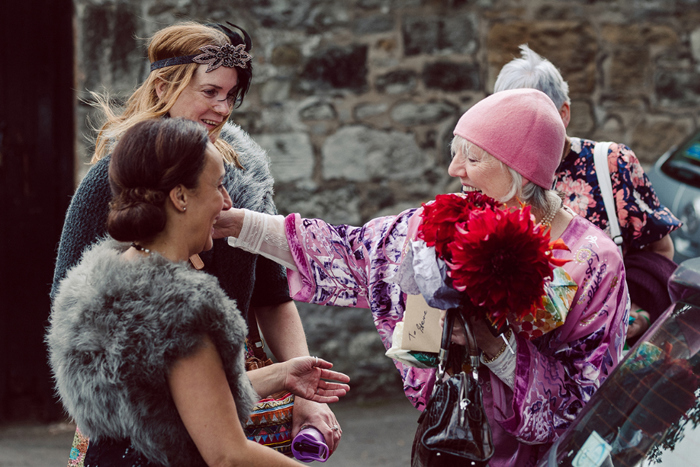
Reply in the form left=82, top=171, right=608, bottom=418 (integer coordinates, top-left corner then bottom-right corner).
left=150, top=23, right=253, bottom=73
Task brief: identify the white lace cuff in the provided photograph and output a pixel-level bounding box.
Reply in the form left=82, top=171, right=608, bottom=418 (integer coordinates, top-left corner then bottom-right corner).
left=481, top=330, right=517, bottom=390
left=226, top=209, right=297, bottom=271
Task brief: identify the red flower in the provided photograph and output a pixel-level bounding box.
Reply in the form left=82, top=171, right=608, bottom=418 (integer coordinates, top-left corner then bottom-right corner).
left=447, top=205, right=555, bottom=327
left=418, top=192, right=501, bottom=261
left=416, top=192, right=570, bottom=328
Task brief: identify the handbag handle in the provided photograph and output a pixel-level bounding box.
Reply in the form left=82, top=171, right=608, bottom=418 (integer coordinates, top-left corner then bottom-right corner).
left=438, top=308, right=480, bottom=381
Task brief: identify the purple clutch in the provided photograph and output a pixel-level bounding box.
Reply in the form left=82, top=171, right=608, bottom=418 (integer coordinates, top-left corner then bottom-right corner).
left=291, top=426, right=330, bottom=463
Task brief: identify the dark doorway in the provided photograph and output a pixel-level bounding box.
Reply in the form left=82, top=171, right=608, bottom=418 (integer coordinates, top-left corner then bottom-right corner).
left=0, top=0, right=75, bottom=422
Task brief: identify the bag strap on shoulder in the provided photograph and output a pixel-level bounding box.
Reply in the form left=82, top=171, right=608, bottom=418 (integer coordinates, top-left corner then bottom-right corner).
left=593, top=141, right=624, bottom=256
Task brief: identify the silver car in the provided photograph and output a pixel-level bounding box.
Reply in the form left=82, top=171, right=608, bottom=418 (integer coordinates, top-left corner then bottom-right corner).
left=647, top=130, right=700, bottom=263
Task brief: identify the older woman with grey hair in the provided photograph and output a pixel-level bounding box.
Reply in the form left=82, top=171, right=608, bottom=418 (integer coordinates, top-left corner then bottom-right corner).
left=214, top=89, right=629, bottom=465
left=495, top=44, right=680, bottom=341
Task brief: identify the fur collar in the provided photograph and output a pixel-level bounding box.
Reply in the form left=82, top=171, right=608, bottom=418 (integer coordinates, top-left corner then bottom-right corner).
left=220, top=122, right=277, bottom=215
left=48, top=239, right=258, bottom=466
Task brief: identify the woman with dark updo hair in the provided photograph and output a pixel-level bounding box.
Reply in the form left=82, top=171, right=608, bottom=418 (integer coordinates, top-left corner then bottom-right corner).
left=47, top=118, right=350, bottom=467
left=106, top=118, right=209, bottom=243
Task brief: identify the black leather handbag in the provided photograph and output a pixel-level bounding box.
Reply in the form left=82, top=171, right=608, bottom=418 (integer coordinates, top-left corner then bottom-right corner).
left=411, top=307, right=494, bottom=467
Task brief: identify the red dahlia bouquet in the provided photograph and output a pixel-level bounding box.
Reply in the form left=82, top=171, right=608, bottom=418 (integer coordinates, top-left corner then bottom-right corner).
left=415, top=192, right=570, bottom=329
left=419, top=192, right=501, bottom=262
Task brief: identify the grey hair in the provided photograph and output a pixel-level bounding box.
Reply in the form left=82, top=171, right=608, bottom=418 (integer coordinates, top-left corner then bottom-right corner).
left=506, top=168, right=559, bottom=214
left=494, top=44, right=570, bottom=110
left=450, top=134, right=556, bottom=213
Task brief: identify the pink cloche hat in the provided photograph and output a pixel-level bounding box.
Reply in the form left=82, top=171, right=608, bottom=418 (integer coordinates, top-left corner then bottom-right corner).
left=453, top=88, right=566, bottom=189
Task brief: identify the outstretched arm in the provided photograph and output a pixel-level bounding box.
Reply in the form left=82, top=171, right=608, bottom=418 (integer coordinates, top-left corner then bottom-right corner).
left=246, top=355, right=350, bottom=402
left=212, top=206, right=245, bottom=238
left=254, top=300, right=347, bottom=452
left=213, top=208, right=296, bottom=270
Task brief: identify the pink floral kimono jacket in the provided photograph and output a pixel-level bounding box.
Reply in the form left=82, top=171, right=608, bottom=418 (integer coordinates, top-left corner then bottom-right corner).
left=284, top=207, right=629, bottom=466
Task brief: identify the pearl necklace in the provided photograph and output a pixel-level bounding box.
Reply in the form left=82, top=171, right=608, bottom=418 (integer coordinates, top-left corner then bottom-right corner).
left=131, top=242, right=151, bottom=254
left=539, top=195, right=562, bottom=228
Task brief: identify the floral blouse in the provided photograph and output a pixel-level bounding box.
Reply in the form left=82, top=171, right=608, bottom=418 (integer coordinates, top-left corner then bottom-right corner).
left=555, top=138, right=680, bottom=251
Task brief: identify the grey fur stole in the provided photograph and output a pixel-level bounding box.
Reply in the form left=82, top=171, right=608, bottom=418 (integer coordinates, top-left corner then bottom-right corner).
left=47, top=239, right=259, bottom=466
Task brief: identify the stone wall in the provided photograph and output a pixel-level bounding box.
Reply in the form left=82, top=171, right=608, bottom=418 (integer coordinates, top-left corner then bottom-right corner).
left=73, top=0, right=700, bottom=400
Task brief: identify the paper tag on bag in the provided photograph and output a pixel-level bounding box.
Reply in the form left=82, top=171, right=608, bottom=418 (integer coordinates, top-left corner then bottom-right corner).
left=401, top=294, right=443, bottom=353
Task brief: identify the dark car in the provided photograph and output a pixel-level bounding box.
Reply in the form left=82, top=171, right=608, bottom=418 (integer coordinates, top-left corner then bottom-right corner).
left=647, top=130, right=700, bottom=263
left=539, top=257, right=700, bottom=467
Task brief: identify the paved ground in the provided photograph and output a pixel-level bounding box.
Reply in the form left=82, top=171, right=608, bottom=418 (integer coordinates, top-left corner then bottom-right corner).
left=324, top=396, right=418, bottom=466
left=0, top=395, right=419, bottom=467
left=0, top=421, right=77, bottom=467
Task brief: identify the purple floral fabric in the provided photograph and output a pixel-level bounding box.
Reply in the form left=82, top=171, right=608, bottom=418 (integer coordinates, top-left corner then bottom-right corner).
left=284, top=208, right=629, bottom=466
left=555, top=138, right=680, bottom=250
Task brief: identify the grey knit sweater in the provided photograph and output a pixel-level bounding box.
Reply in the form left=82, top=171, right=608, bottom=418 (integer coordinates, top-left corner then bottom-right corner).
left=47, top=239, right=259, bottom=466
left=50, top=123, right=290, bottom=317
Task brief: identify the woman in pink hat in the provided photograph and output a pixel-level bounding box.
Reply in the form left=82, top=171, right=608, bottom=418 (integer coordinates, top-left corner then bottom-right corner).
left=214, top=89, right=629, bottom=465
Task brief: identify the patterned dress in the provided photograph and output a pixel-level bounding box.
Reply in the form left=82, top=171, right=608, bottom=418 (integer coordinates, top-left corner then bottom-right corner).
left=283, top=208, right=629, bottom=466
left=555, top=138, right=680, bottom=251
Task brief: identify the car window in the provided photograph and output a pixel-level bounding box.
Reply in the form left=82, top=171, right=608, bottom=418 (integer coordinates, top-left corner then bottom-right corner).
left=661, top=132, right=700, bottom=189
left=540, top=258, right=700, bottom=467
